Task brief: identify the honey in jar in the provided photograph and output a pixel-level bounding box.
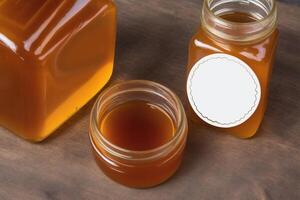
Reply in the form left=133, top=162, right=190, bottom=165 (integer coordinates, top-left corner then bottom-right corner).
left=100, top=101, right=175, bottom=151
left=0, top=0, right=116, bottom=141
left=186, top=0, right=278, bottom=138
left=89, top=80, right=188, bottom=188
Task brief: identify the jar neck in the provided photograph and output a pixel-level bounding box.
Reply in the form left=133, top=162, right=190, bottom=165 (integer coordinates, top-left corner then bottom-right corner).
left=201, top=0, right=277, bottom=43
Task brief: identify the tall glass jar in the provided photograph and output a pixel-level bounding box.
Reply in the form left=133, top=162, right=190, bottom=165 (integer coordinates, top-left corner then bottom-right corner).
left=186, top=0, right=278, bottom=138
left=0, top=0, right=116, bottom=141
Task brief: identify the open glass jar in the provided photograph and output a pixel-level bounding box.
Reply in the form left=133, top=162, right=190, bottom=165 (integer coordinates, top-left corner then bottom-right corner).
left=89, top=80, right=188, bottom=188
left=186, top=0, right=278, bottom=138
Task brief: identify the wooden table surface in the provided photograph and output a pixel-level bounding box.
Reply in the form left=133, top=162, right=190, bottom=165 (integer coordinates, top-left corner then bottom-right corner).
left=1, top=0, right=300, bottom=199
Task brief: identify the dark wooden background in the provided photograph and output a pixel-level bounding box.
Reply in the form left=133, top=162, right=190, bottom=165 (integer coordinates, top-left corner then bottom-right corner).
left=1, top=0, right=299, bottom=199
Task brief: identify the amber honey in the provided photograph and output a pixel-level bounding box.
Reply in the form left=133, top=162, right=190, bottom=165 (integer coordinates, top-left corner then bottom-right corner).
left=220, top=12, right=257, bottom=23
left=100, top=101, right=175, bottom=151
left=187, top=0, right=278, bottom=138
left=89, top=80, right=188, bottom=188
left=0, top=0, right=116, bottom=141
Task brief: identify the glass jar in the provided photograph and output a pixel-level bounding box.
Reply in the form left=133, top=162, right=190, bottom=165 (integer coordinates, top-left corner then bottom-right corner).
left=89, top=80, right=188, bottom=188
left=186, top=0, right=278, bottom=138
left=0, top=0, right=116, bottom=141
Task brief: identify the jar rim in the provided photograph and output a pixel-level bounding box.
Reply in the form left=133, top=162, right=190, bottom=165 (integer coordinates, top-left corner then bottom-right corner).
left=204, top=0, right=276, bottom=25
left=89, top=80, right=188, bottom=161
left=202, top=0, right=277, bottom=43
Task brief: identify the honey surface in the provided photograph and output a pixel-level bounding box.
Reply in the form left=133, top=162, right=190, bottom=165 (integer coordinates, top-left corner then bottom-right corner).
left=100, top=100, right=175, bottom=151
left=220, top=12, right=257, bottom=23
left=0, top=0, right=116, bottom=141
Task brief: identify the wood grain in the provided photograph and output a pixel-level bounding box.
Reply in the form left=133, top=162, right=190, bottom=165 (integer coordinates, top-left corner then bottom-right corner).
left=0, top=0, right=300, bottom=199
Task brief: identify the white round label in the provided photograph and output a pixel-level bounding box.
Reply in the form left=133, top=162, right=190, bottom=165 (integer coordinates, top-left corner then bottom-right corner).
left=187, top=53, right=261, bottom=128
